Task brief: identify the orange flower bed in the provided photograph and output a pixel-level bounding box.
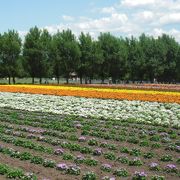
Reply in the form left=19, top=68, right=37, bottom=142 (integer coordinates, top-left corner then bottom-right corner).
left=0, top=85, right=180, bottom=103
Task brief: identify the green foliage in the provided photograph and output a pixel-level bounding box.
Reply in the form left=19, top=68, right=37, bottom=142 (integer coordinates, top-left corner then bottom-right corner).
left=0, top=28, right=180, bottom=83
left=84, top=159, right=98, bottom=166
left=104, top=152, right=116, bottom=161
left=82, top=172, right=97, bottom=180
left=0, top=30, right=21, bottom=84
left=160, top=155, right=173, bottom=162
left=113, top=168, right=129, bottom=177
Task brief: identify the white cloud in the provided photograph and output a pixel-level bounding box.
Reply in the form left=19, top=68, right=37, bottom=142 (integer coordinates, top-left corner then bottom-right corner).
left=101, top=6, right=116, bottom=14
left=17, top=30, right=28, bottom=42
left=121, top=0, right=155, bottom=7
left=18, top=30, right=28, bottom=37
left=159, top=13, right=180, bottom=25
left=150, top=28, right=180, bottom=42
left=169, top=29, right=180, bottom=41
left=134, top=11, right=155, bottom=23
left=121, top=0, right=180, bottom=10
left=62, top=15, right=74, bottom=21
left=18, top=0, right=180, bottom=42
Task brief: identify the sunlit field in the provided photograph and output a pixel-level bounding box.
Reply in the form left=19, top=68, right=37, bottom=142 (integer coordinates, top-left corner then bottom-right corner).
left=0, top=84, right=179, bottom=179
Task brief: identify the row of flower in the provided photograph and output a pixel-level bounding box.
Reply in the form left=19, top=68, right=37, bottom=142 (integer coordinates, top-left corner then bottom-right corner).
left=0, top=84, right=179, bottom=103
left=0, top=143, right=178, bottom=179
left=1, top=125, right=179, bottom=164
left=0, top=92, right=179, bottom=127
left=53, top=83, right=180, bottom=92
left=0, top=108, right=179, bottom=179
left=1, top=122, right=179, bottom=157
left=0, top=163, right=36, bottom=179
left=0, top=118, right=179, bottom=165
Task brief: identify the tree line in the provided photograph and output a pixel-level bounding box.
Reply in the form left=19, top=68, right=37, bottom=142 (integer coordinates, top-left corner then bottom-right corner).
left=0, top=26, right=179, bottom=84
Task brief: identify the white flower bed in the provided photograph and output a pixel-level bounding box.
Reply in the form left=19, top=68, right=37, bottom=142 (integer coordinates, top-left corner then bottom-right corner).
left=0, top=92, right=179, bottom=127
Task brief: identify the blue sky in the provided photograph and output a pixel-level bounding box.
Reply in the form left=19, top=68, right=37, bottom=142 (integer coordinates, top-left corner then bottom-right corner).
left=0, top=0, right=117, bottom=31
left=0, top=0, right=180, bottom=41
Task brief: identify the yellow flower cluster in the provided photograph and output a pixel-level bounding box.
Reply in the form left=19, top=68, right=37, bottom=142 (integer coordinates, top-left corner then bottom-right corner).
left=0, top=84, right=179, bottom=103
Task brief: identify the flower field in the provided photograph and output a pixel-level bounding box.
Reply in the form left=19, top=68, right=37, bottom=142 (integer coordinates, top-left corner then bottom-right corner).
left=0, top=84, right=180, bottom=103
left=0, top=84, right=179, bottom=179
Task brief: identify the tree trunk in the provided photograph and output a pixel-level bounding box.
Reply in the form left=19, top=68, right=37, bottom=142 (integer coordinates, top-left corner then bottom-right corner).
left=8, top=76, right=11, bottom=85
left=57, top=77, right=60, bottom=84
left=80, top=77, right=82, bottom=84
left=80, top=75, right=83, bottom=84
left=39, top=78, right=42, bottom=84
left=101, top=77, right=104, bottom=84
left=85, top=77, right=88, bottom=84
left=13, top=77, right=16, bottom=84
left=32, top=77, right=34, bottom=84
left=66, top=78, right=69, bottom=84
left=89, top=79, right=92, bottom=84
left=112, top=77, right=116, bottom=84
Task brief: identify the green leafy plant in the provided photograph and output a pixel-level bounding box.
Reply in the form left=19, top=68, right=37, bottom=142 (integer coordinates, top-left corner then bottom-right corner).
left=116, top=156, right=129, bottom=164
left=82, top=171, right=97, bottom=180
left=144, top=152, right=154, bottom=159
left=129, top=148, right=141, bottom=156
left=30, top=156, right=43, bottom=164
left=63, top=153, right=74, bottom=160
left=113, top=168, right=129, bottom=177
left=160, top=155, right=173, bottom=162
left=84, top=159, right=98, bottom=166
left=151, top=175, right=165, bottom=180
left=43, top=159, right=56, bottom=168
left=129, top=158, right=143, bottom=166
left=104, top=152, right=116, bottom=161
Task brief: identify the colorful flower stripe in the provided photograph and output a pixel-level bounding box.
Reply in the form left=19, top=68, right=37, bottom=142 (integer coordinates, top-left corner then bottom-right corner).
left=0, top=85, right=180, bottom=103
left=51, top=83, right=180, bottom=92
left=0, top=92, right=179, bottom=127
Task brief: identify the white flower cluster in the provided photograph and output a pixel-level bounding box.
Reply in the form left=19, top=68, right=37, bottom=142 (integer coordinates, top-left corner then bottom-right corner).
left=0, top=92, right=179, bottom=127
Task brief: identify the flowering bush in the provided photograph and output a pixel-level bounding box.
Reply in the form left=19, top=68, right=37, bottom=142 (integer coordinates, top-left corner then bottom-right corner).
left=74, top=155, right=85, bottom=164
left=101, top=164, right=112, bottom=172
left=66, top=164, right=80, bottom=175
left=93, top=148, right=103, bottom=156
left=164, top=164, right=178, bottom=173
left=54, top=148, right=64, bottom=155
left=132, top=171, right=147, bottom=180
left=149, top=162, right=161, bottom=171
left=22, top=172, right=37, bottom=180
left=78, top=136, right=86, bottom=142
left=56, top=163, right=68, bottom=171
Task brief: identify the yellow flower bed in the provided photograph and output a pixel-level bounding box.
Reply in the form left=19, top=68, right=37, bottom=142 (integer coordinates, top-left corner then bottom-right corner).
left=0, top=84, right=179, bottom=103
